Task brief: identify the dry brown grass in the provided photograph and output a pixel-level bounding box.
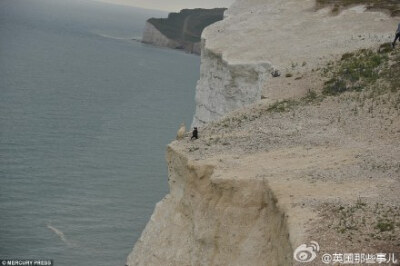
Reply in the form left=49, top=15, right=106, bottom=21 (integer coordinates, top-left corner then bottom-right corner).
left=315, top=0, right=400, bottom=16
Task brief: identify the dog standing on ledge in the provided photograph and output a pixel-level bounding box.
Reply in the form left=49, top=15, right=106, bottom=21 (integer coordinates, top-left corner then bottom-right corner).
left=191, top=127, right=198, bottom=140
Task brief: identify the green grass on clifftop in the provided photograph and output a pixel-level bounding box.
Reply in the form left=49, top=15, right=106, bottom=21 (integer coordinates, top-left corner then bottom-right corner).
left=266, top=43, right=400, bottom=114
left=148, top=8, right=226, bottom=43
left=322, top=43, right=399, bottom=96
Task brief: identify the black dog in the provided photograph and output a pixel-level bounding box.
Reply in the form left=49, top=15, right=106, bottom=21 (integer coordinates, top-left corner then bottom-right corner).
left=191, top=127, right=198, bottom=140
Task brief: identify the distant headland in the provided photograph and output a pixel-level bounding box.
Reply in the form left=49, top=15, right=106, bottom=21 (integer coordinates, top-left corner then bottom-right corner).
left=141, top=8, right=226, bottom=55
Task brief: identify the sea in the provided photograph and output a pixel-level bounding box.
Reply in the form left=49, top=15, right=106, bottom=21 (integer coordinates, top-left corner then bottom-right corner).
left=0, top=0, right=200, bottom=265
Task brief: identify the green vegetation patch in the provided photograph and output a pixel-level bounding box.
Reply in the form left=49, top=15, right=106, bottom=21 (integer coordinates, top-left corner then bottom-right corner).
left=315, top=0, right=400, bottom=16
left=381, top=49, right=400, bottom=92
left=376, top=220, right=395, bottom=232
left=267, top=99, right=299, bottom=112
left=322, top=46, right=394, bottom=95
left=266, top=90, right=323, bottom=113
left=213, top=42, right=400, bottom=130
left=148, top=8, right=226, bottom=43
left=320, top=201, right=400, bottom=245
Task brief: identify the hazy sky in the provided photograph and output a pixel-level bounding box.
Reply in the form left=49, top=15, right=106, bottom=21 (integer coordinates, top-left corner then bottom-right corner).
left=92, top=0, right=235, bottom=12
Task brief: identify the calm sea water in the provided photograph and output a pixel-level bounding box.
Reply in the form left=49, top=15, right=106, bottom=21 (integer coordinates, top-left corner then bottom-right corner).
left=0, top=1, right=199, bottom=265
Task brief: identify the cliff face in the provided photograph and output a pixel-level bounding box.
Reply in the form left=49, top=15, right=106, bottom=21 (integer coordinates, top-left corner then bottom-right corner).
left=126, top=146, right=293, bottom=265
left=191, top=47, right=271, bottom=126
left=142, top=22, right=181, bottom=50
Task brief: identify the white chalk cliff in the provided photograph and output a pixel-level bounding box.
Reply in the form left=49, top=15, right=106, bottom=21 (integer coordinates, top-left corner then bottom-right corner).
left=127, top=0, right=399, bottom=265
left=142, top=22, right=181, bottom=50
left=142, top=22, right=202, bottom=54
left=126, top=146, right=293, bottom=265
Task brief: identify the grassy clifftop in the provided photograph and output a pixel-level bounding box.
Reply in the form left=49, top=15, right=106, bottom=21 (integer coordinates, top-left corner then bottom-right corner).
left=147, top=8, right=226, bottom=43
